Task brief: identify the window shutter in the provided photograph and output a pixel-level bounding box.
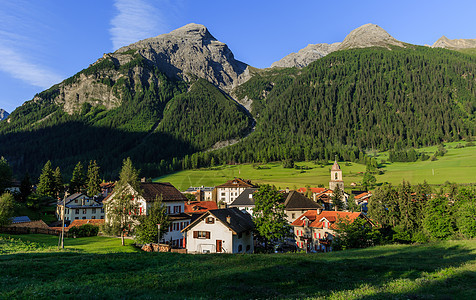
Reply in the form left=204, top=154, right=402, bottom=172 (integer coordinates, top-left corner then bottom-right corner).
left=205, top=231, right=210, bottom=239
left=193, top=231, right=198, bottom=238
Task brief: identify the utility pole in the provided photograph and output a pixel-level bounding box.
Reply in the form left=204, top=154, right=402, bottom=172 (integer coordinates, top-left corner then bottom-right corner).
left=157, top=224, right=161, bottom=244
left=58, top=191, right=68, bottom=249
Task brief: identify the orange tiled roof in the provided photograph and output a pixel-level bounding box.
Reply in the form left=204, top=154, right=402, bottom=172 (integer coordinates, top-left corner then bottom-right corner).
left=355, top=192, right=371, bottom=200
left=215, top=178, right=256, bottom=188
left=67, top=219, right=105, bottom=229
left=184, top=201, right=218, bottom=214
left=297, top=187, right=329, bottom=194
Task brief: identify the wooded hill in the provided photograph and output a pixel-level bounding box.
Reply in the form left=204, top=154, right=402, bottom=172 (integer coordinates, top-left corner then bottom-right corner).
left=0, top=45, right=475, bottom=179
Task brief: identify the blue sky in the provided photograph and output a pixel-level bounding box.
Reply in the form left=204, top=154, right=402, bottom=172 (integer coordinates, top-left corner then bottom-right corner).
left=1, top=0, right=475, bottom=112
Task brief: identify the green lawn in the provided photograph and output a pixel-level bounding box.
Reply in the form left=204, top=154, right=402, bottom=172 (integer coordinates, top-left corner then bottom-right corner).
left=155, top=142, right=476, bottom=191
left=0, top=235, right=475, bottom=299
left=0, top=234, right=139, bottom=254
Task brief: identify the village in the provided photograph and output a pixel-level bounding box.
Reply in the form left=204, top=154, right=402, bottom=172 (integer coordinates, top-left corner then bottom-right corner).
left=5, top=159, right=373, bottom=254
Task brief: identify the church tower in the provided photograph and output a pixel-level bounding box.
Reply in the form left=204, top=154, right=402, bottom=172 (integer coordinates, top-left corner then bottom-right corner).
left=329, top=158, right=344, bottom=191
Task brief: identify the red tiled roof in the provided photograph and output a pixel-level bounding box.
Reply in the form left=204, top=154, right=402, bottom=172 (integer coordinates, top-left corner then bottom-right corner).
left=292, top=210, right=362, bottom=230
left=68, top=219, right=105, bottom=229
left=297, top=187, right=328, bottom=194
left=184, top=201, right=218, bottom=214
left=215, top=178, right=256, bottom=188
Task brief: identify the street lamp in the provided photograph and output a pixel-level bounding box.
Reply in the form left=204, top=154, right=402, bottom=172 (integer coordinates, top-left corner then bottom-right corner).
left=157, top=223, right=161, bottom=245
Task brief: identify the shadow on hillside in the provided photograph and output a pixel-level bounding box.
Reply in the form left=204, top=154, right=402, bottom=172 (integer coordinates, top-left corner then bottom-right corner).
left=0, top=121, right=196, bottom=178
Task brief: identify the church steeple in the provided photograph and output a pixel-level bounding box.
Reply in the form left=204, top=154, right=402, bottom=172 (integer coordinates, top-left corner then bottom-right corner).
left=329, top=157, right=344, bottom=191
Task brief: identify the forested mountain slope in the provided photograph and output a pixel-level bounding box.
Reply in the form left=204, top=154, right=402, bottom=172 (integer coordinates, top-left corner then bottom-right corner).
left=0, top=24, right=475, bottom=179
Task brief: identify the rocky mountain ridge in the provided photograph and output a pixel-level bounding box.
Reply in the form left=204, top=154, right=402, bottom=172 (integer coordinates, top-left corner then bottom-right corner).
left=431, top=36, right=476, bottom=49
left=272, top=23, right=405, bottom=68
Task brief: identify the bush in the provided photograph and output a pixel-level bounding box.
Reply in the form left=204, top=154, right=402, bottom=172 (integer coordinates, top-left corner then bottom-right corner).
left=68, top=224, right=99, bottom=237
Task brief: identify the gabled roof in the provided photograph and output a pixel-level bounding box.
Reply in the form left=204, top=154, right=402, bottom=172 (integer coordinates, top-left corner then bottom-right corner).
left=331, top=160, right=341, bottom=171
left=63, top=192, right=85, bottom=204
left=291, top=210, right=365, bottom=229
left=229, top=188, right=257, bottom=207
left=215, top=178, right=256, bottom=189
left=283, top=191, right=323, bottom=211
left=184, top=201, right=218, bottom=214
left=140, top=182, right=187, bottom=202
left=183, top=207, right=254, bottom=235
left=355, top=192, right=372, bottom=200
left=68, top=219, right=105, bottom=228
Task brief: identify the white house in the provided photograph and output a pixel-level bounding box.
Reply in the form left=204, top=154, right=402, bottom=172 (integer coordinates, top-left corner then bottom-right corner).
left=215, top=178, right=256, bottom=206
left=56, top=193, right=104, bottom=221
left=182, top=207, right=254, bottom=254
left=228, top=188, right=257, bottom=214
left=104, top=182, right=190, bottom=248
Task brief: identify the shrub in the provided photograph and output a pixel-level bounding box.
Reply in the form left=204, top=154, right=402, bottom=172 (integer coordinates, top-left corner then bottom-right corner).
left=68, top=224, right=99, bottom=238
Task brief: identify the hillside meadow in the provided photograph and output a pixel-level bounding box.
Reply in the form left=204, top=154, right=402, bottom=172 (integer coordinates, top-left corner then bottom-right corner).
left=0, top=234, right=475, bottom=299
left=156, top=142, right=476, bottom=191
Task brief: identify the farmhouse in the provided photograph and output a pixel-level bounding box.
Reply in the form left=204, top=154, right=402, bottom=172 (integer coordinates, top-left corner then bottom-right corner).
left=104, top=182, right=190, bottom=248
left=182, top=207, right=254, bottom=254
left=215, top=178, right=256, bottom=206
left=292, top=210, right=374, bottom=252
left=56, top=193, right=104, bottom=222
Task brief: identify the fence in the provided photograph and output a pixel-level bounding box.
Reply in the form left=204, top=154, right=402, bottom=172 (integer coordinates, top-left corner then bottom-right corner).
left=0, top=226, right=64, bottom=236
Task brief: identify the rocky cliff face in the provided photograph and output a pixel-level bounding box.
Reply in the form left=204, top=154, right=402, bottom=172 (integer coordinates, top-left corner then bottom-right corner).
left=432, top=36, right=476, bottom=49
left=116, top=23, right=250, bottom=91
left=35, top=23, right=250, bottom=114
left=272, top=23, right=405, bottom=68
left=0, top=109, right=9, bottom=121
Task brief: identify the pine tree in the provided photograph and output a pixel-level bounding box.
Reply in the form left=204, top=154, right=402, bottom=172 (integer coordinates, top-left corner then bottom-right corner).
left=0, top=157, right=12, bottom=194
left=69, top=162, right=85, bottom=194
left=37, top=161, right=56, bottom=197
left=19, top=173, right=32, bottom=203
left=331, top=185, right=345, bottom=211
left=53, top=167, right=63, bottom=197
left=86, top=160, right=101, bottom=197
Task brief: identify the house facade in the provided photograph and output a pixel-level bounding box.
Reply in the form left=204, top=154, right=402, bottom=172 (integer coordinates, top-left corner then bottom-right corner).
left=283, top=191, right=324, bottom=223
left=56, top=193, right=104, bottom=222
left=182, top=208, right=254, bottom=254
left=215, top=178, right=256, bottom=206
left=292, top=210, right=373, bottom=252
left=104, top=182, right=190, bottom=248
left=184, top=186, right=214, bottom=201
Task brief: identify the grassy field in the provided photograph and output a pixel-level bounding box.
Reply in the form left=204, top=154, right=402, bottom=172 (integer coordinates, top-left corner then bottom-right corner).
left=155, top=142, right=476, bottom=191
left=0, top=234, right=138, bottom=254
left=0, top=234, right=475, bottom=299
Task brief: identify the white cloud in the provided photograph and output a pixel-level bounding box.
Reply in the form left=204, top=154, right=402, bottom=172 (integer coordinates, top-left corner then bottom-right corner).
left=0, top=46, right=63, bottom=89
left=110, top=0, right=169, bottom=50
left=0, top=0, right=63, bottom=89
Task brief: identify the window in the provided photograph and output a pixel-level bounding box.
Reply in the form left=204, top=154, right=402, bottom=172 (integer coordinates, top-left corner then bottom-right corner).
left=206, top=217, right=214, bottom=224
left=238, top=245, right=243, bottom=252
left=100, top=208, right=104, bottom=213
left=82, top=209, right=87, bottom=214
left=74, top=200, right=78, bottom=204
left=246, top=245, right=250, bottom=252
left=82, top=217, right=86, bottom=219
left=92, top=216, right=96, bottom=219
left=75, top=209, right=79, bottom=214
left=75, top=217, right=79, bottom=220
left=193, top=231, right=210, bottom=239
left=100, top=216, right=104, bottom=219
left=221, top=192, right=226, bottom=197
left=92, top=208, right=96, bottom=214
left=238, top=233, right=242, bottom=239
left=292, top=213, right=295, bottom=219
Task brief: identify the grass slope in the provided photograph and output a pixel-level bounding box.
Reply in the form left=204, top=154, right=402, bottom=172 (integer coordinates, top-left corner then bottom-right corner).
left=156, top=142, right=476, bottom=191
left=0, top=235, right=475, bottom=299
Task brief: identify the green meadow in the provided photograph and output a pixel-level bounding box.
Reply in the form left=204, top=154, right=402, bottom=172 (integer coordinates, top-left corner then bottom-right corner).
left=156, top=142, right=476, bottom=191
left=0, top=234, right=475, bottom=299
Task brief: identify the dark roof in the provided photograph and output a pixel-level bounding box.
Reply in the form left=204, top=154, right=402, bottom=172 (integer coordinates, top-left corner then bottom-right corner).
left=11, top=216, right=31, bottom=223
left=209, top=208, right=254, bottom=234
left=229, top=188, right=257, bottom=207
left=283, top=191, right=323, bottom=211
left=140, top=182, right=187, bottom=202
left=215, top=178, right=256, bottom=189
left=63, top=192, right=85, bottom=204
left=184, top=207, right=254, bottom=234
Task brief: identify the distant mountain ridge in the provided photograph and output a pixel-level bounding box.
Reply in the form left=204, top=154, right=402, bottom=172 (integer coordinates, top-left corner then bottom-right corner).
left=272, top=23, right=406, bottom=68
left=0, top=109, right=8, bottom=121
left=431, top=36, right=476, bottom=49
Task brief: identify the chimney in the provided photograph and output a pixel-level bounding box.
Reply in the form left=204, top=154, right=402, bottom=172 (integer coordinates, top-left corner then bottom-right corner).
left=226, top=215, right=231, bottom=223
left=141, top=177, right=146, bottom=183
left=286, top=187, right=290, bottom=193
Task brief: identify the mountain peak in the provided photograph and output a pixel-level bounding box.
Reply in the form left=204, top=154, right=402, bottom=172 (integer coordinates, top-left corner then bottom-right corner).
left=169, top=23, right=212, bottom=38
left=339, top=23, right=404, bottom=49
left=432, top=35, right=476, bottom=49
